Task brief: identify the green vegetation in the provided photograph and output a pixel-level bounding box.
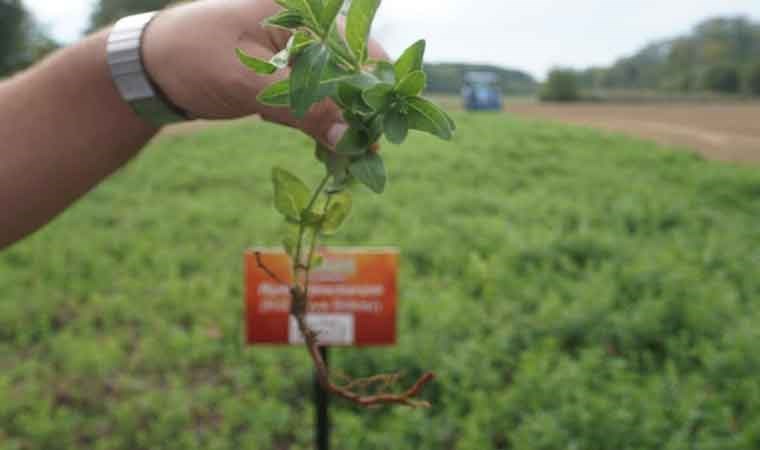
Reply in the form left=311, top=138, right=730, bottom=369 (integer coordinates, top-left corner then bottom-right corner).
left=540, top=68, right=580, bottom=102
left=576, top=16, right=760, bottom=97
left=89, top=0, right=177, bottom=31
left=2, top=112, right=760, bottom=448
left=425, top=63, right=537, bottom=96
left=0, top=0, right=27, bottom=75
left=0, top=0, right=58, bottom=77
left=747, top=62, right=760, bottom=95
left=703, top=65, right=741, bottom=94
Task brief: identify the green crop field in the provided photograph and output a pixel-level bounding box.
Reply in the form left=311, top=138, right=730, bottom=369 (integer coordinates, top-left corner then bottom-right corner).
left=2, top=112, right=760, bottom=450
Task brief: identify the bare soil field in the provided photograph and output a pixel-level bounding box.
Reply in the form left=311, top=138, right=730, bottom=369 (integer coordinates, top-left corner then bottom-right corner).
left=506, top=103, right=760, bottom=163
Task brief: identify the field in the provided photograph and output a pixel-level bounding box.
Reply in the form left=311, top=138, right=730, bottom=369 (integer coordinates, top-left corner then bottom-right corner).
left=2, top=113, right=760, bottom=449
left=506, top=102, right=760, bottom=164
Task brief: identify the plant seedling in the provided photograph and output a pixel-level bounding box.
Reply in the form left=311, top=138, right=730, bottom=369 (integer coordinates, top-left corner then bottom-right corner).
left=238, top=0, right=455, bottom=408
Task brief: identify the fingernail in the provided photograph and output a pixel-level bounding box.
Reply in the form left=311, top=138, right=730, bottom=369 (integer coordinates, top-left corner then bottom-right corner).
left=327, top=123, right=348, bottom=148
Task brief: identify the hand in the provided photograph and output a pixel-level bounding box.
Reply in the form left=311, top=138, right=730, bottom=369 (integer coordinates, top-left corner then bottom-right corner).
left=142, top=0, right=388, bottom=148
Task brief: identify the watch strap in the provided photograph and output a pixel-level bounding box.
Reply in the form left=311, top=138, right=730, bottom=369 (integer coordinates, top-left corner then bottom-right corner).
left=107, top=12, right=190, bottom=127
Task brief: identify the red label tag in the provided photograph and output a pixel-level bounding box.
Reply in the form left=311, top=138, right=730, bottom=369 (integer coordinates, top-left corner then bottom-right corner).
left=245, top=248, right=398, bottom=347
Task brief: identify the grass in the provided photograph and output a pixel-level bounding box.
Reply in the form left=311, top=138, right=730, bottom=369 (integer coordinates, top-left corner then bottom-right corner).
left=1, top=112, right=760, bottom=449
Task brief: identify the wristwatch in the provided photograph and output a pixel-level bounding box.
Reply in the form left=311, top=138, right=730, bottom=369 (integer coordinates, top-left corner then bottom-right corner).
left=107, top=12, right=191, bottom=127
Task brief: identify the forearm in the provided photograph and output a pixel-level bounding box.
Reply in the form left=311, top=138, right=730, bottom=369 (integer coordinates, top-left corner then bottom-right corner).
left=0, top=30, right=158, bottom=248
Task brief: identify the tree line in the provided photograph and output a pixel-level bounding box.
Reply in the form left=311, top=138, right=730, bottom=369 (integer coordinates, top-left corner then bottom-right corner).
left=0, top=0, right=57, bottom=77
left=424, top=63, right=537, bottom=96
left=4, top=0, right=538, bottom=97
left=543, top=15, right=760, bottom=101
left=0, top=0, right=181, bottom=78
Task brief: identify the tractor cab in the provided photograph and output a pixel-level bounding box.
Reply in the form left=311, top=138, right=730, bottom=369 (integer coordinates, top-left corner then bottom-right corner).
left=463, top=71, right=503, bottom=111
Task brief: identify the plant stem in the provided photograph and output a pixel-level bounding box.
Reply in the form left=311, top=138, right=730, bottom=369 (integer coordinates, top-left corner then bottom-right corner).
left=304, top=227, right=320, bottom=295
left=304, top=194, right=334, bottom=295
left=294, top=173, right=332, bottom=284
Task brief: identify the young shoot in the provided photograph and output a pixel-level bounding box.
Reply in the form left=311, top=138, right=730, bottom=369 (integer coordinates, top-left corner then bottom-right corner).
left=239, top=0, right=455, bottom=408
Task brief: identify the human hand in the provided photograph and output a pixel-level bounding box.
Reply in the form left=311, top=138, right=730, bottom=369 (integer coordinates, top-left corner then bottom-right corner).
left=142, top=0, right=388, bottom=148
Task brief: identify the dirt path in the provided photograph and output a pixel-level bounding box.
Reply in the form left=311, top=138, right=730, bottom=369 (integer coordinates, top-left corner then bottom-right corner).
left=160, top=103, right=760, bottom=164
left=506, top=103, right=760, bottom=164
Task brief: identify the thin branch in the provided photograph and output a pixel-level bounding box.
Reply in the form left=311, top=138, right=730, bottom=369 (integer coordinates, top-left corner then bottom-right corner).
left=255, top=251, right=284, bottom=284
left=304, top=193, right=332, bottom=296
left=294, top=174, right=331, bottom=285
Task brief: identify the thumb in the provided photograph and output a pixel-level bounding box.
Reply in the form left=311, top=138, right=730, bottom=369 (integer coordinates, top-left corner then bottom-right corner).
left=254, top=84, right=348, bottom=150
left=325, top=123, right=348, bottom=148
left=294, top=98, right=348, bottom=149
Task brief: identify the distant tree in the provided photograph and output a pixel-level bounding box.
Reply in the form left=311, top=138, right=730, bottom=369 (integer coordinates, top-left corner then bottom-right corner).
left=0, top=0, right=58, bottom=77
left=0, top=0, right=28, bottom=76
left=703, top=65, right=741, bottom=93
left=89, top=0, right=179, bottom=31
left=591, top=15, right=760, bottom=94
left=747, top=63, right=760, bottom=96
left=540, top=68, right=580, bottom=102
left=424, top=63, right=537, bottom=96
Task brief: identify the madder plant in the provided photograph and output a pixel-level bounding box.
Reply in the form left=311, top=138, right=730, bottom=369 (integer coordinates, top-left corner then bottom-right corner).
left=236, top=0, right=455, bottom=408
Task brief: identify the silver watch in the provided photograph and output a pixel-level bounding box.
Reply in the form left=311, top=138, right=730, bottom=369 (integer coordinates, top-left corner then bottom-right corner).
left=107, top=12, right=190, bottom=127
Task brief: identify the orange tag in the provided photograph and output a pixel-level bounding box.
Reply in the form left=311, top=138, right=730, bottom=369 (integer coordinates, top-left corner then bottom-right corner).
left=245, top=248, right=398, bottom=347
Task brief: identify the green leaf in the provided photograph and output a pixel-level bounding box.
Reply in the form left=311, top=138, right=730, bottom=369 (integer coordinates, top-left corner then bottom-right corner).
left=384, top=109, right=409, bottom=144
left=275, top=0, right=301, bottom=9
left=366, top=113, right=384, bottom=142
left=336, top=127, right=369, bottom=155
left=306, top=0, right=324, bottom=20
left=290, top=43, right=330, bottom=118
left=321, top=0, right=344, bottom=30
left=257, top=79, right=291, bottom=106
left=236, top=48, right=277, bottom=75
left=327, top=24, right=355, bottom=67
left=337, top=82, right=364, bottom=109
left=260, top=66, right=350, bottom=108
left=394, top=39, right=426, bottom=80
left=343, top=72, right=382, bottom=90
left=289, top=31, right=315, bottom=56
left=350, top=152, right=386, bottom=194
left=362, top=83, right=394, bottom=111
left=277, top=0, right=323, bottom=31
left=283, top=234, right=297, bottom=258
left=272, top=167, right=311, bottom=222
left=322, top=191, right=353, bottom=235
left=342, top=110, right=366, bottom=130
left=445, top=108, right=457, bottom=131
left=345, top=0, right=381, bottom=63
left=406, top=97, right=454, bottom=140
left=374, top=61, right=396, bottom=84
left=301, top=210, right=325, bottom=226
left=311, top=254, right=325, bottom=268
left=317, top=143, right=352, bottom=193
left=264, top=10, right=305, bottom=29
left=316, top=143, right=350, bottom=177
left=396, top=70, right=426, bottom=97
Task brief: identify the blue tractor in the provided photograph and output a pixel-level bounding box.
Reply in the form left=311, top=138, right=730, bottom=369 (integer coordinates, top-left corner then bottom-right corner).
left=463, top=71, right=503, bottom=111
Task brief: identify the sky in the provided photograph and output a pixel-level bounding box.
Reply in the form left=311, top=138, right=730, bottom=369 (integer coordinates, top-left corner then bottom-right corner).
left=23, top=0, right=760, bottom=79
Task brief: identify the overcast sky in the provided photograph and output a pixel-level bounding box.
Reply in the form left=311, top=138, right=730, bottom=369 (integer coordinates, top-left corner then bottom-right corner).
left=23, top=0, right=760, bottom=79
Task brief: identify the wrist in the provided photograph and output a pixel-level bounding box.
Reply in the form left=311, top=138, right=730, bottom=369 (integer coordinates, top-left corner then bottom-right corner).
left=108, top=11, right=191, bottom=127
left=140, top=8, right=195, bottom=120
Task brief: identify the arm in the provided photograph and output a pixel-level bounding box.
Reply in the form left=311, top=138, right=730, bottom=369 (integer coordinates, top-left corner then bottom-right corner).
left=0, top=0, right=387, bottom=250
left=0, top=30, right=157, bottom=248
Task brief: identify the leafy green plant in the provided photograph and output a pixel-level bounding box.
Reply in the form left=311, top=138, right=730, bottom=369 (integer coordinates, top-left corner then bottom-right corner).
left=540, top=68, right=580, bottom=102
left=236, top=0, right=455, bottom=407
left=746, top=62, right=760, bottom=96
left=703, top=64, right=741, bottom=94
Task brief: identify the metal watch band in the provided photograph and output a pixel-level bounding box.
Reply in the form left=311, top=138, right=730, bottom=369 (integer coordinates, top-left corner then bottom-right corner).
left=107, top=12, right=190, bottom=127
